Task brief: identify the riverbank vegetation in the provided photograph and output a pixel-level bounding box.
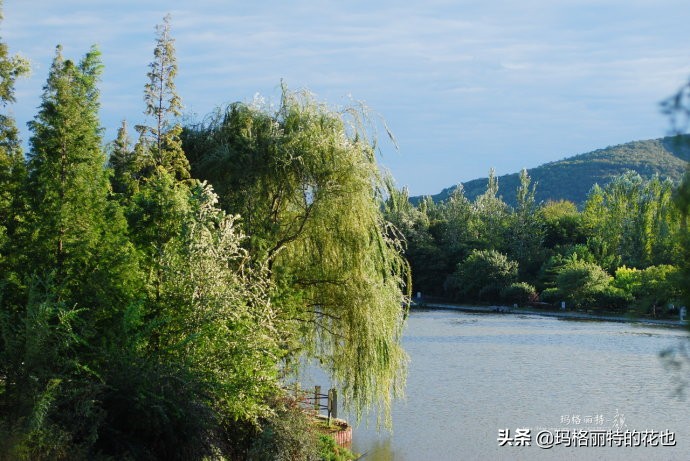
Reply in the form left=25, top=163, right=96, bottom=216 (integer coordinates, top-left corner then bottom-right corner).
left=386, top=167, right=688, bottom=317
left=0, top=12, right=406, bottom=460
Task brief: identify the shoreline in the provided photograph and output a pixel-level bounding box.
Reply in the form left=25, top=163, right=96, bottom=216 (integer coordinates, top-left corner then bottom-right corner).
left=412, top=301, right=690, bottom=329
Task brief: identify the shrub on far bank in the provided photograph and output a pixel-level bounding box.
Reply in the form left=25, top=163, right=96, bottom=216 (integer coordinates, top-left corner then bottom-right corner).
left=539, top=287, right=562, bottom=304
left=591, top=286, right=633, bottom=312
left=501, top=282, right=538, bottom=305
left=445, top=249, right=518, bottom=302
left=555, top=260, right=611, bottom=308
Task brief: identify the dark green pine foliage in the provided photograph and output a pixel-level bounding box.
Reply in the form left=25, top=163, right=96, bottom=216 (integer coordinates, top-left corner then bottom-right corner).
left=107, top=119, right=138, bottom=197
left=0, top=3, right=29, bottom=267
left=26, top=45, right=138, bottom=310
left=0, top=1, right=31, bottom=439
left=0, top=46, right=141, bottom=457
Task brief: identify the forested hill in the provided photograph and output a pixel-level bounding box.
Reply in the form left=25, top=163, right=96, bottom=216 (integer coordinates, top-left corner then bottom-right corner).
left=417, top=135, right=690, bottom=207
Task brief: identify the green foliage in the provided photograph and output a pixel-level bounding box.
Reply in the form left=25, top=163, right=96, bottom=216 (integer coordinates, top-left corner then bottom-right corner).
left=2, top=19, right=304, bottom=460
left=445, top=249, right=518, bottom=302
left=157, top=182, right=283, bottom=422
left=582, top=172, right=682, bottom=269
left=95, top=352, right=219, bottom=460
left=107, top=120, right=138, bottom=198
left=591, top=286, right=633, bottom=312
left=633, top=265, right=682, bottom=316
left=383, top=183, right=447, bottom=296
left=539, top=287, right=561, bottom=304
left=501, top=282, right=537, bottom=305
left=507, top=169, right=545, bottom=278
left=612, top=265, right=680, bottom=315
left=0, top=3, right=28, bottom=108
left=132, top=15, right=189, bottom=182
left=247, top=398, right=319, bottom=461
left=540, top=200, right=585, bottom=247
left=472, top=169, right=510, bottom=251
left=183, top=88, right=410, bottom=426
left=555, top=260, right=611, bottom=308
left=317, top=434, right=357, bottom=461
left=612, top=266, right=642, bottom=294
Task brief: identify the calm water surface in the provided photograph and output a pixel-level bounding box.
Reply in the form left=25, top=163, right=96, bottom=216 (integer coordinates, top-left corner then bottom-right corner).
left=304, top=309, right=690, bottom=460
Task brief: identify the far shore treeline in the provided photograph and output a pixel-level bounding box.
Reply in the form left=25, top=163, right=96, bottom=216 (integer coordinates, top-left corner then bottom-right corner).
left=386, top=167, right=689, bottom=316
left=0, top=12, right=404, bottom=461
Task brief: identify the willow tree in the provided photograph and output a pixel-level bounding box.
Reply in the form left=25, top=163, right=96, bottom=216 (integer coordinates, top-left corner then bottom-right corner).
left=183, top=88, right=410, bottom=425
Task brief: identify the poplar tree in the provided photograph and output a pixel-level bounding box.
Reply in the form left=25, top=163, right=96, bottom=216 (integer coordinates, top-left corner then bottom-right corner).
left=508, top=169, right=543, bottom=276
left=473, top=168, right=509, bottom=250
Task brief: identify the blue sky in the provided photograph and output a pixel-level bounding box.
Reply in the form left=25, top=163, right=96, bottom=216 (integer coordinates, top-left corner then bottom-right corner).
left=4, top=0, right=690, bottom=195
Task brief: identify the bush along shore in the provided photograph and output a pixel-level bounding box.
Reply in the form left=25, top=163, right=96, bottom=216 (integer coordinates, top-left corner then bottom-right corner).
left=412, top=299, right=688, bottom=328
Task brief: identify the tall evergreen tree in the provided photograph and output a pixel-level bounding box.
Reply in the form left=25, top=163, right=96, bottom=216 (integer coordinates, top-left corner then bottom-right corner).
left=27, top=46, right=108, bottom=291
left=107, top=119, right=138, bottom=197
left=128, top=16, right=192, bottom=305
left=136, top=14, right=189, bottom=180
left=0, top=45, right=141, bottom=457
left=0, top=0, right=30, bottom=431
left=0, top=1, right=29, bottom=263
left=26, top=43, right=140, bottom=334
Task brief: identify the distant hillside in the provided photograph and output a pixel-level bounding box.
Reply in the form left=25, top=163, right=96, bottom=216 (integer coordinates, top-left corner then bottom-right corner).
left=417, top=135, right=690, bottom=207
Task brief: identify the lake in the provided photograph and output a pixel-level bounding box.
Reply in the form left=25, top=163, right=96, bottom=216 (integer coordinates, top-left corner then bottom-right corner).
left=303, top=308, right=690, bottom=460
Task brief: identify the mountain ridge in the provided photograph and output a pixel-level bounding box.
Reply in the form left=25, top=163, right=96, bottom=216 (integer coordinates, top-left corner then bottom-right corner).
left=412, top=135, right=690, bottom=207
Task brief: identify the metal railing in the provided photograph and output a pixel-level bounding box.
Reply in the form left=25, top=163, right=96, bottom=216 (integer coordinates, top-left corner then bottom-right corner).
left=299, top=385, right=338, bottom=422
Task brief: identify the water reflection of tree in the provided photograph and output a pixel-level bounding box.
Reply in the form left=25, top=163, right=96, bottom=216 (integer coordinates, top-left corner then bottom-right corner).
left=657, top=76, right=690, bottom=398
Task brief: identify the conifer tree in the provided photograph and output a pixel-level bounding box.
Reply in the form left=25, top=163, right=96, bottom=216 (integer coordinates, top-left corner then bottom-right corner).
left=0, top=44, right=141, bottom=456
left=0, top=1, right=29, bottom=263
left=25, top=45, right=140, bottom=323
left=136, top=14, right=189, bottom=180
left=108, top=119, right=137, bottom=196
left=128, top=16, right=192, bottom=304
left=0, top=0, right=30, bottom=425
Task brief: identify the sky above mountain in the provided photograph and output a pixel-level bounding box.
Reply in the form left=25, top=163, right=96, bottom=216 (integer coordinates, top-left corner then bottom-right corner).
left=4, top=0, right=690, bottom=195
